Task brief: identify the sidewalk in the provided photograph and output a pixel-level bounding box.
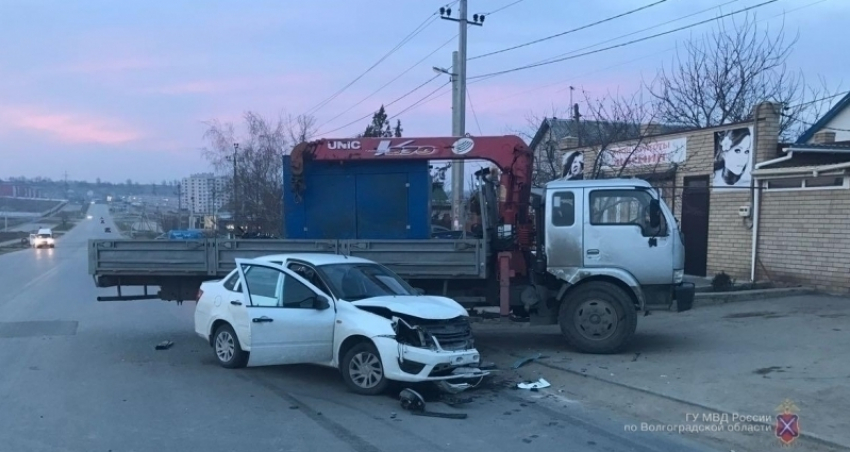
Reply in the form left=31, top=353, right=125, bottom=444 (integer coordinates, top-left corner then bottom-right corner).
left=473, top=294, right=849, bottom=451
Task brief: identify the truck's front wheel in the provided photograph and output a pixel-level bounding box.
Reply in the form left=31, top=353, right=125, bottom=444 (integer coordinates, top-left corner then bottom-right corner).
left=558, top=281, right=637, bottom=354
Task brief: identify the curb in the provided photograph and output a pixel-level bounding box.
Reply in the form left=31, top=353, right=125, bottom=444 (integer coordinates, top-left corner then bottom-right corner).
left=694, top=287, right=815, bottom=306
left=487, top=348, right=848, bottom=451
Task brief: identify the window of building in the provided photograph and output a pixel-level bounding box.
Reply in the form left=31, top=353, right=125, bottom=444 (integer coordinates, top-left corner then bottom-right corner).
left=764, top=175, right=849, bottom=191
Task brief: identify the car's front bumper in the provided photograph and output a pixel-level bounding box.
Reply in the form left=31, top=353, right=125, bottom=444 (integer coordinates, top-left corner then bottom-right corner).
left=373, top=336, right=489, bottom=383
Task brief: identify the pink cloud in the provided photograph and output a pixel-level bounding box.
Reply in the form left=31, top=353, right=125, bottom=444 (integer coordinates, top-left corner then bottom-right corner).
left=0, top=105, right=143, bottom=145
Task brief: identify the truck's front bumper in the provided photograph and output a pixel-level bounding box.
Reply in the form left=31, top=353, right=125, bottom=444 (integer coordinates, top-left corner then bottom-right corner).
left=673, top=282, right=695, bottom=312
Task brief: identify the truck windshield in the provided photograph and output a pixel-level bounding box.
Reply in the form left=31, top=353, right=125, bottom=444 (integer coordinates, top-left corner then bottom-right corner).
left=37, top=234, right=51, bottom=238
left=317, top=263, right=414, bottom=300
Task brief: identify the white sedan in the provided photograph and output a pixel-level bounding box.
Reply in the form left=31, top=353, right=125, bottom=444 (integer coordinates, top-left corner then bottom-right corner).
left=193, top=253, right=488, bottom=395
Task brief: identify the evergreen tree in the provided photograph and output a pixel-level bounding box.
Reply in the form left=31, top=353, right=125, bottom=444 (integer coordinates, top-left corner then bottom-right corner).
left=362, top=105, right=403, bottom=138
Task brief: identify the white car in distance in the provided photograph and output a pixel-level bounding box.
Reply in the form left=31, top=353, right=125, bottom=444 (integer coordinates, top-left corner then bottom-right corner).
left=194, top=254, right=488, bottom=395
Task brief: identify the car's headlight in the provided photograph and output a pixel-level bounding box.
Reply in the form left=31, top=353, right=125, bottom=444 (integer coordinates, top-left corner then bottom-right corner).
left=674, top=269, right=684, bottom=284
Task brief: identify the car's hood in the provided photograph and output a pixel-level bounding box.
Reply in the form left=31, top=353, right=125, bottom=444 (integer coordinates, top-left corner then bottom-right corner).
left=351, top=295, right=466, bottom=320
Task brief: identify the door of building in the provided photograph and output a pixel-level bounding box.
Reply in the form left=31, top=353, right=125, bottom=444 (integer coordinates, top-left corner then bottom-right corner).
left=681, top=175, right=711, bottom=276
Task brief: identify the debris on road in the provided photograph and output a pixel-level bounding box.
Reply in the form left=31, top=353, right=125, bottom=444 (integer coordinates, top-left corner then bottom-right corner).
left=517, top=378, right=551, bottom=390
left=512, top=353, right=545, bottom=369
left=399, top=388, right=468, bottom=420
left=154, top=340, right=174, bottom=350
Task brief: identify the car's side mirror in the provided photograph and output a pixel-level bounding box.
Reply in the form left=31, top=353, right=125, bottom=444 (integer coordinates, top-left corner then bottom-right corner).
left=649, top=199, right=661, bottom=228
left=313, top=296, right=331, bottom=310
left=412, top=287, right=426, bottom=295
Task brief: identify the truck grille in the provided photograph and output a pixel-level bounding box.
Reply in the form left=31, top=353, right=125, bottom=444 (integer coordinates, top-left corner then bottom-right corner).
left=420, top=316, right=474, bottom=351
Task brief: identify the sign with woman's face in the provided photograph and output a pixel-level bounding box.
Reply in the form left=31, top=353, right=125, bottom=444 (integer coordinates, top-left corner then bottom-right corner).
left=712, top=126, right=754, bottom=189
left=561, top=151, right=584, bottom=180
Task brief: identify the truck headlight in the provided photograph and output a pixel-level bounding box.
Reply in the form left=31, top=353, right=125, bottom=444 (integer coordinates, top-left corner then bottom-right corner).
left=674, top=269, right=684, bottom=284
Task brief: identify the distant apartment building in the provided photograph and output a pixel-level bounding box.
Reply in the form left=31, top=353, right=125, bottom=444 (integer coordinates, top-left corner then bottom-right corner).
left=0, top=182, right=42, bottom=198
left=180, top=173, right=227, bottom=214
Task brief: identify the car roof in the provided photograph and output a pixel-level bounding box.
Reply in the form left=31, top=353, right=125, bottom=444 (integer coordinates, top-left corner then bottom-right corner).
left=251, top=253, right=375, bottom=266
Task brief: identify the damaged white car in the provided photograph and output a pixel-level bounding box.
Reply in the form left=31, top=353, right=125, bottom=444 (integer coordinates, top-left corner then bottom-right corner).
left=194, top=254, right=488, bottom=395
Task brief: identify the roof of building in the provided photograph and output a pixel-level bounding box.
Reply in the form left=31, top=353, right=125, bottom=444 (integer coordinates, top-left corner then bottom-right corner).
left=528, top=117, right=692, bottom=151
left=785, top=142, right=850, bottom=152
left=795, top=92, right=850, bottom=144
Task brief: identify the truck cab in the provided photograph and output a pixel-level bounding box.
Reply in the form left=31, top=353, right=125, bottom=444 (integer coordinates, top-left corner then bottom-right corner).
left=525, top=178, right=692, bottom=352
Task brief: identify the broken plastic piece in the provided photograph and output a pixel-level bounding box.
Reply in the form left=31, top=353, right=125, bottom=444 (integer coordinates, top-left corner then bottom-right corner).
left=512, top=353, right=544, bottom=369
left=399, top=388, right=468, bottom=419
left=155, top=340, right=174, bottom=350
left=517, top=378, right=551, bottom=390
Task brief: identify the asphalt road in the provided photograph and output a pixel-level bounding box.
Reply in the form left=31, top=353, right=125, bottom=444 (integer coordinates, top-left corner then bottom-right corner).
left=0, top=204, right=722, bottom=452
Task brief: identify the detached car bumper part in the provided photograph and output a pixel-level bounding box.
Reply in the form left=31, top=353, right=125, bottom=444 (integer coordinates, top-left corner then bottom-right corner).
left=373, top=336, right=489, bottom=383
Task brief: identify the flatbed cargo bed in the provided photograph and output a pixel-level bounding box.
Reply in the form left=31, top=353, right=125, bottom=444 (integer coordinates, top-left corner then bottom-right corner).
left=89, top=238, right=488, bottom=288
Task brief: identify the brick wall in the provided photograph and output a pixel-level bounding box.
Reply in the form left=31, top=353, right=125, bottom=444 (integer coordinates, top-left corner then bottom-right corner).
left=533, top=102, right=782, bottom=281
left=757, top=189, right=850, bottom=293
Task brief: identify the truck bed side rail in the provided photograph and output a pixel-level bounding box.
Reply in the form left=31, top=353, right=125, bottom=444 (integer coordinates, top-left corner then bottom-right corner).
left=89, top=239, right=209, bottom=276
left=343, top=239, right=485, bottom=279
left=214, top=239, right=339, bottom=274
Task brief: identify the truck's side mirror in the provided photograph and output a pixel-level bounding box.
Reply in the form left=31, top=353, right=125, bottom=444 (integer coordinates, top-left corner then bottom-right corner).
left=412, top=287, right=426, bottom=295
left=649, top=199, right=661, bottom=228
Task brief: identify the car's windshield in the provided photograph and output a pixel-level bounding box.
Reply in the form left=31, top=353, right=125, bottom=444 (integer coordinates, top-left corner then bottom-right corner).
left=317, top=263, right=414, bottom=300
left=37, top=234, right=51, bottom=238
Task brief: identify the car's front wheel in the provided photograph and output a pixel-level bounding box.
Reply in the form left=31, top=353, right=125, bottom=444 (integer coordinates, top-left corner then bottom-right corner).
left=213, top=323, right=248, bottom=369
left=341, top=341, right=390, bottom=395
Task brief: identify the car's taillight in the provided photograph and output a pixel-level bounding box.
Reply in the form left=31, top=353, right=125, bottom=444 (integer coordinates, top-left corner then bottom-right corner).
left=196, top=289, right=204, bottom=301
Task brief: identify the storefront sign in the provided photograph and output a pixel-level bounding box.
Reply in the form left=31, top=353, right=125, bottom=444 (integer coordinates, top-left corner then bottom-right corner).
left=599, top=137, right=687, bottom=171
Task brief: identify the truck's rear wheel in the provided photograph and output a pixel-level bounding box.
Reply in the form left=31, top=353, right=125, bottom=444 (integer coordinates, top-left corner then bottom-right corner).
left=558, top=281, right=637, bottom=354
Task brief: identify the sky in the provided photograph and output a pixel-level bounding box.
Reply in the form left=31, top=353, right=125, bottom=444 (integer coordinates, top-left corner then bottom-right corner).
left=0, top=0, right=847, bottom=183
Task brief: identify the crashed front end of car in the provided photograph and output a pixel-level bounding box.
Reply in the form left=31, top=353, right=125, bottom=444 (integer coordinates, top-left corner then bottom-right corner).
left=367, top=310, right=489, bottom=389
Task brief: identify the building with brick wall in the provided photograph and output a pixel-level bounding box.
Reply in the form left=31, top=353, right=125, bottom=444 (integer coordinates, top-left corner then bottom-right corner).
left=750, top=93, right=850, bottom=294
left=529, top=99, right=850, bottom=293
left=528, top=103, right=778, bottom=277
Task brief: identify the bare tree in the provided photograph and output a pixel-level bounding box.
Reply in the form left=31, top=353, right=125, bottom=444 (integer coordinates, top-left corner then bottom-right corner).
left=647, top=14, right=839, bottom=141
left=201, top=112, right=317, bottom=235
left=512, top=106, right=570, bottom=187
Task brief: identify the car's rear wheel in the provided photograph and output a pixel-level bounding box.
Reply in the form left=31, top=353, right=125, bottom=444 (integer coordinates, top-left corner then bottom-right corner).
left=341, top=341, right=390, bottom=395
left=213, top=324, right=248, bottom=369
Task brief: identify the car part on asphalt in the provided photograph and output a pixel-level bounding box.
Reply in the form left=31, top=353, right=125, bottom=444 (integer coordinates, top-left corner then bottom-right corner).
left=512, top=353, right=544, bottom=369
left=155, top=340, right=174, bottom=350
left=399, top=388, right=468, bottom=420
left=517, top=378, right=551, bottom=390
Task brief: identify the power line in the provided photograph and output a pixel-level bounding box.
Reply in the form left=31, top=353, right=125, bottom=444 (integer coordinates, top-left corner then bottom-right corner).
left=477, top=0, right=827, bottom=108
left=477, top=46, right=678, bottom=107
left=484, top=0, right=526, bottom=15
left=316, top=75, right=442, bottom=137
left=314, top=34, right=458, bottom=132
left=788, top=91, right=849, bottom=109
left=467, top=88, right=483, bottom=135
left=461, top=0, right=739, bottom=88
left=468, top=0, right=777, bottom=81
left=469, top=0, right=669, bottom=61
left=305, top=8, right=447, bottom=116
left=388, top=81, right=453, bottom=121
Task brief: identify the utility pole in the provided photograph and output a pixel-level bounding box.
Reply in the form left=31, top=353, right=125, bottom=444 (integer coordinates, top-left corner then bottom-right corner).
left=228, top=143, right=239, bottom=231
left=439, top=1, right=485, bottom=230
